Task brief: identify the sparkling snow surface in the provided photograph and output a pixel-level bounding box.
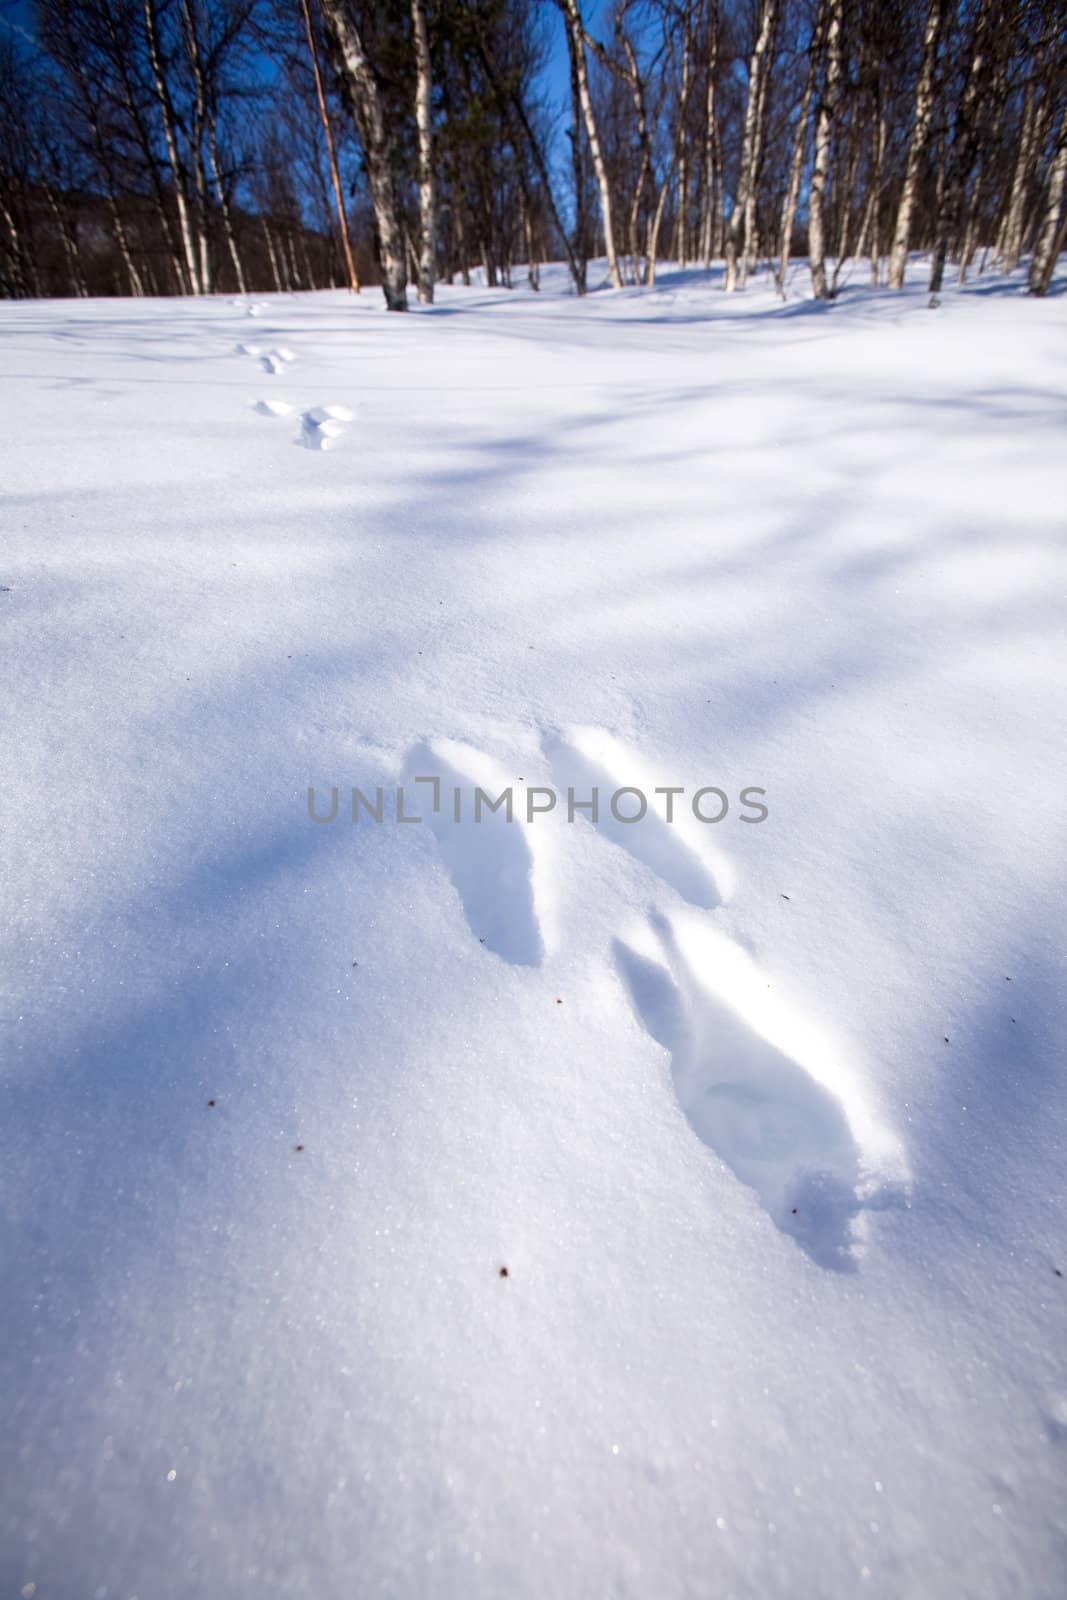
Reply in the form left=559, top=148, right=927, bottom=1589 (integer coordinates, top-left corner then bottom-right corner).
left=1, top=262, right=1065, bottom=1598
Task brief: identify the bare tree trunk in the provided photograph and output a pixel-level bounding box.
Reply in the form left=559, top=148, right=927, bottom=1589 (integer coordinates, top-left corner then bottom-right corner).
left=455, top=202, right=470, bottom=285
left=319, top=0, right=407, bottom=310
left=809, top=0, right=841, bottom=298
left=107, top=190, right=145, bottom=296
left=700, top=4, right=720, bottom=267
left=260, top=213, right=284, bottom=293
left=470, top=16, right=586, bottom=296
left=1000, top=83, right=1037, bottom=273
left=299, top=0, right=359, bottom=292
left=143, top=0, right=201, bottom=293
left=178, top=0, right=213, bottom=293
left=1030, top=104, right=1067, bottom=296
left=676, top=5, right=692, bottom=266
left=862, top=108, right=886, bottom=284
left=739, top=2, right=775, bottom=287
left=724, top=0, right=777, bottom=291
left=298, top=226, right=317, bottom=291
left=831, top=102, right=864, bottom=295
left=606, top=27, right=653, bottom=283
left=0, top=195, right=32, bottom=297
left=647, top=27, right=698, bottom=286
left=410, top=0, right=435, bottom=302
left=560, top=0, right=622, bottom=288
left=521, top=187, right=540, bottom=289
left=957, top=155, right=985, bottom=284
left=887, top=0, right=943, bottom=289
left=285, top=224, right=301, bottom=288
left=646, top=162, right=677, bottom=284
left=930, top=0, right=990, bottom=294
left=60, top=36, right=145, bottom=296
left=43, top=181, right=88, bottom=296
left=776, top=20, right=818, bottom=292
left=207, top=125, right=246, bottom=295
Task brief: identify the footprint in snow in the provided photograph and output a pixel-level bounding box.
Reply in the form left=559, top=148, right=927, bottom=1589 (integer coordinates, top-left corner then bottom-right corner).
left=300, top=405, right=354, bottom=451
left=236, top=341, right=295, bottom=375
left=260, top=348, right=295, bottom=376
left=254, top=399, right=294, bottom=417
left=546, top=725, right=728, bottom=909
left=614, top=911, right=906, bottom=1269
left=401, top=739, right=544, bottom=967
left=391, top=717, right=907, bottom=1263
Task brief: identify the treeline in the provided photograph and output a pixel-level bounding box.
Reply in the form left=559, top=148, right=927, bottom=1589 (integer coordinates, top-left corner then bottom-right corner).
left=1, top=0, right=1064, bottom=306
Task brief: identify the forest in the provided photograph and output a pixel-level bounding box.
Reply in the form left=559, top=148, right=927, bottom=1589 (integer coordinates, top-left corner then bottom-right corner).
left=1, top=0, right=1064, bottom=306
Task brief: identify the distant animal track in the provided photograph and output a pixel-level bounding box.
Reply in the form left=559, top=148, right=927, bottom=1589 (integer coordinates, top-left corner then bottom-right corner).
left=402, top=739, right=544, bottom=967
left=261, top=348, right=295, bottom=375
left=300, top=405, right=354, bottom=451
left=235, top=341, right=295, bottom=375
left=614, top=912, right=904, bottom=1269
left=253, top=399, right=294, bottom=417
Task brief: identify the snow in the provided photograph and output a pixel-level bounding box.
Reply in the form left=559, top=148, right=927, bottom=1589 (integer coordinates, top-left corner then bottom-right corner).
left=1, top=260, right=1065, bottom=1599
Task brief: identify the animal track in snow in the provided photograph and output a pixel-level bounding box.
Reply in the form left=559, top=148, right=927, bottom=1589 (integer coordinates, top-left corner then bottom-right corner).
left=253, top=399, right=294, bottom=417
left=261, top=348, right=295, bottom=375
left=402, top=739, right=544, bottom=967
left=300, top=405, right=354, bottom=451
left=614, top=911, right=905, bottom=1269
left=546, top=726, right=727, bottom=909
left=235, top=341, right=295, bottom=375
left=389, top=717, right=906, bottom=1264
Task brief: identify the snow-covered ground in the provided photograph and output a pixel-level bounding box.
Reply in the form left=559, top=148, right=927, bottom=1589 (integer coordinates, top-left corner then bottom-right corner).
left=2, top=260, right=1065, bottom=1599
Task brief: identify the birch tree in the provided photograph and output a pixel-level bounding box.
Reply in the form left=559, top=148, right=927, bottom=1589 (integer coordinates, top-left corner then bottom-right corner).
left=928, top=0, right=992, bottom=294
left=143, top=0, right=202, bottom=292
left=776, top=7, right=821, bottom=292
left=6, top=0, right=1065, bottom=303
left=411, top=0, right=435, bottom=302
left=998, top=82, right=1038, bottom=273
left=1029, top=103, right=1067, bottom=296
left=724, top=0, right=777, bottom=292
left=887, top=0, right=943, bottom=289
left=808, top=0, right=841, bottom=299
left=318, top=0, right=408, bottom=310
left=558, top=0, right=623, bottom=289
left=298, top=0, right=358, bottom=291
left=699, top=0, right=722, bottom=267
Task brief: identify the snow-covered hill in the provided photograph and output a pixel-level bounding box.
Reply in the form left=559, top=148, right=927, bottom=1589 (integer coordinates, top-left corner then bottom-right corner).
left=2, top=261, right=1065, bottom=1598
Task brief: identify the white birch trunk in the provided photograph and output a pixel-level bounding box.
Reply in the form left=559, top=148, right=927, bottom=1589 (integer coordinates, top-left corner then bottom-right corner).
left=1029, top=105, right=1067, bottom=296
left=561, top=0, right=622, bottom=288
left=887, top=0, right=943, bottom=290
left=724, top=0, right=777, bottom=291
left=739, top=3, right=775, bottom=287
left=107, top=190, right=144, bottom=297
left=1000, top=84, right=1037, bottom=273
left=319, top=0, right=407, bottom=310
left=808, top=0, right=841, bottom=298
left=676, top=10, right=691, bottom=266
left=207, top=126, right=246, bottom=295
left=776, top=19, right=818, bottom=292
left=700, top=11, right=720, bottom=268
left=143, top=0, right=201, bottom=294
left=411, top=0, right=435, bottom=303
left=260, top=214, right=284, bottom=293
